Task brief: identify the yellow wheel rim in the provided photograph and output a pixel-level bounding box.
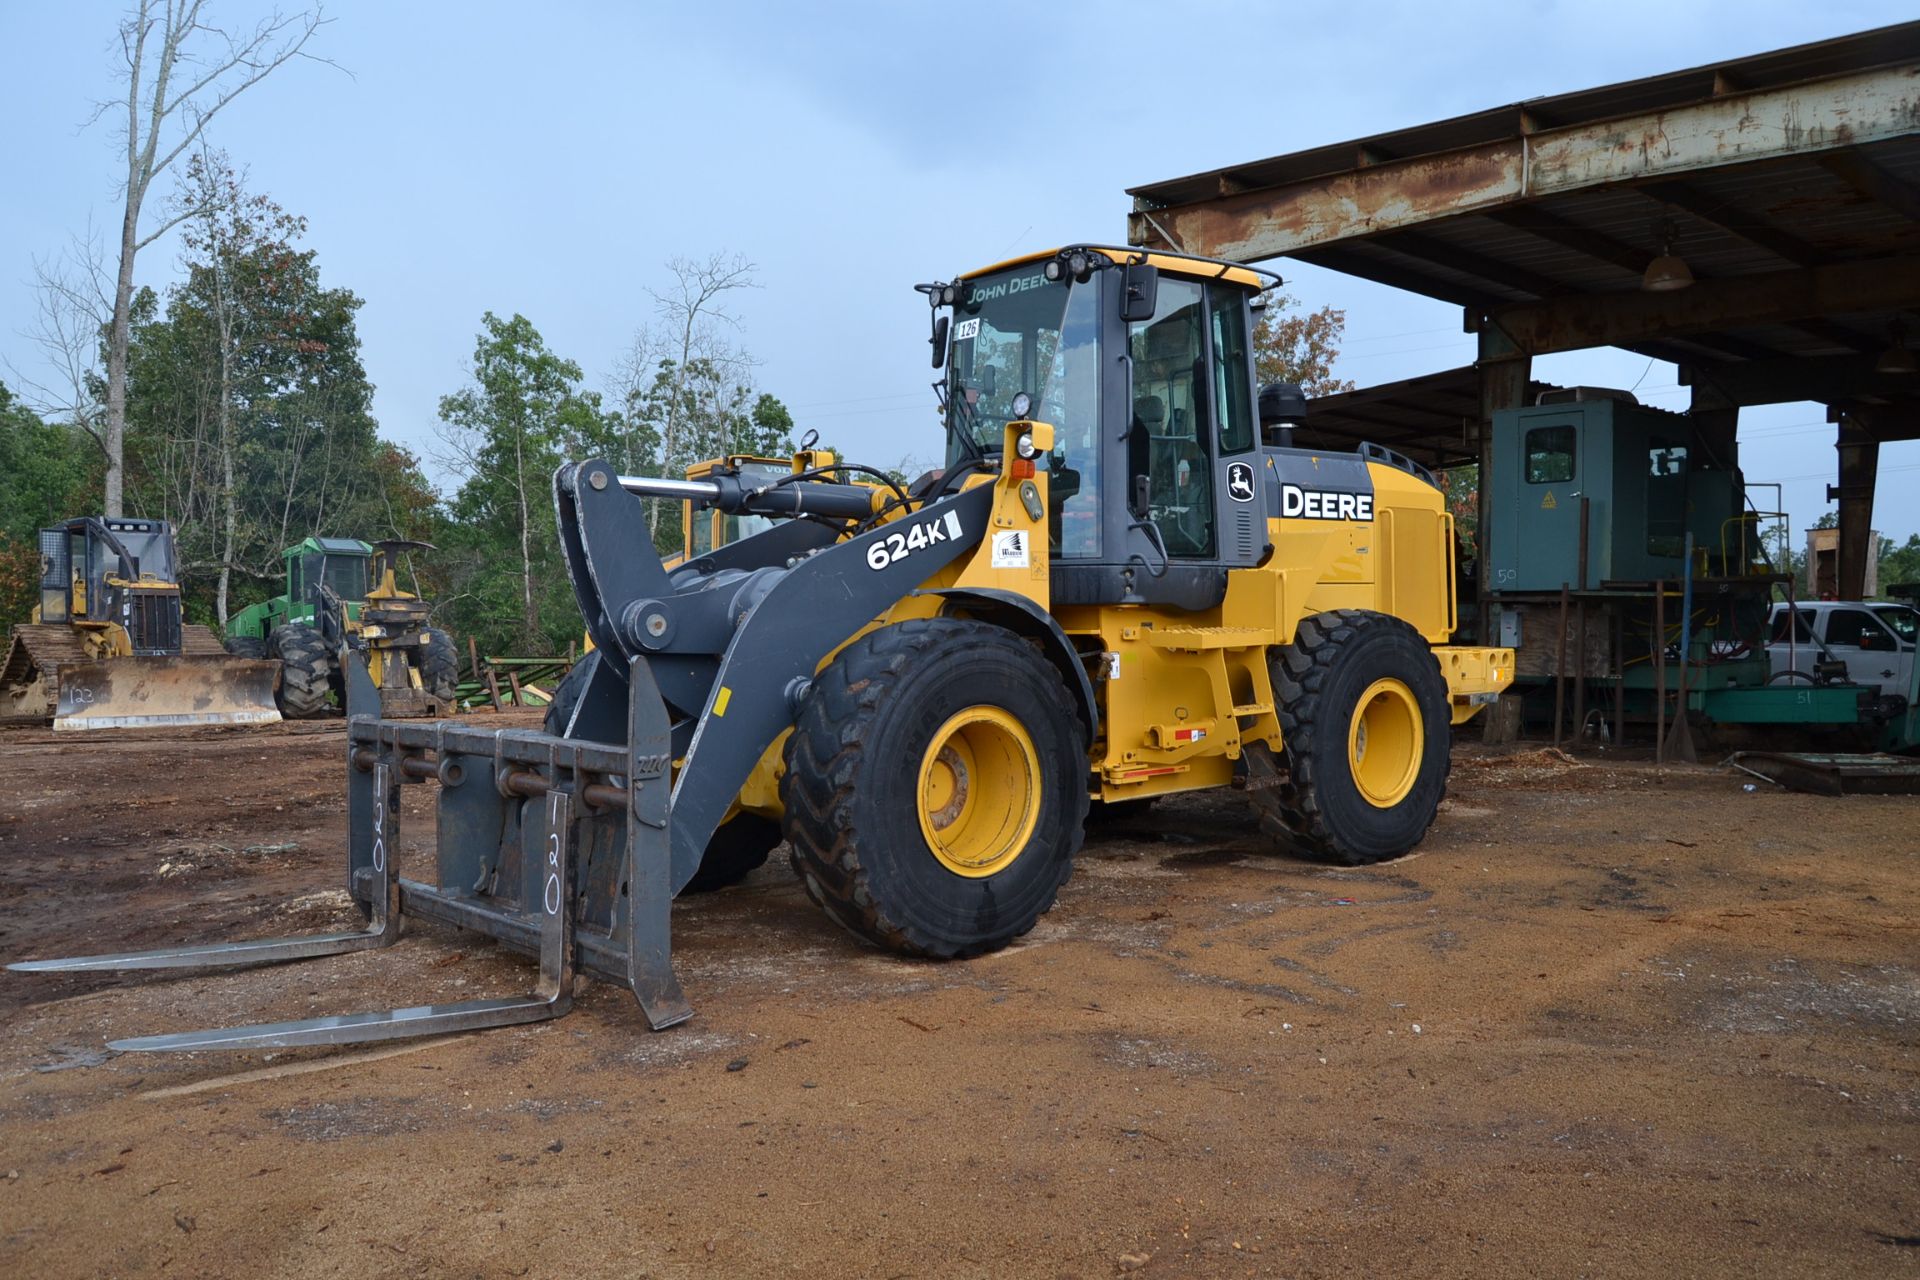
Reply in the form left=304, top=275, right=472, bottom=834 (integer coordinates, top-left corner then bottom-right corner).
left=916, top=706, right=1041, bottom=878
left=1348, top=678, right=1423, bottom=809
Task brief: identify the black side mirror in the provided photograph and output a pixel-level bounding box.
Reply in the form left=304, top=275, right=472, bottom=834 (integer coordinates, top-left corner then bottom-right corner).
left=930, top=314, right=949, bottom=368
left=1120, top=263, right=1159, bottom=323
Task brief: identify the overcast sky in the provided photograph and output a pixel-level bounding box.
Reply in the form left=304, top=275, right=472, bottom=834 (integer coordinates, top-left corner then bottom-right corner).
left=3, top=1, right=1915, bottom=545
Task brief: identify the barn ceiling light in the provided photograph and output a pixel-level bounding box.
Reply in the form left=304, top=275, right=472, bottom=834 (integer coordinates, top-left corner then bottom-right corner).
left=1642, top=221, right=1694, bottom=293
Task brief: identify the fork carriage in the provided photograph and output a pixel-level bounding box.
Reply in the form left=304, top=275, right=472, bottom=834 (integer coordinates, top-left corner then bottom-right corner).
left=9, top=654, right=693, bottom=1051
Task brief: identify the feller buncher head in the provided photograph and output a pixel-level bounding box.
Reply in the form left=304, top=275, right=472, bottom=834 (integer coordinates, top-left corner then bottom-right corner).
left=11, top=246, right=1511, bottom=1049
left=1, top=516, right=278, bottom=730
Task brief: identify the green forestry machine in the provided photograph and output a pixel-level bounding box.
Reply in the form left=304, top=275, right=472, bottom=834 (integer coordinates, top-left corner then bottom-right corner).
left=12, top=245, right=1512, bottom=1051
left=225, top=536, right=459, bottom=719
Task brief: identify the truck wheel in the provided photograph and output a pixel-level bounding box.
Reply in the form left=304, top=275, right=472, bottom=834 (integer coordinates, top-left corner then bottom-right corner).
left=224, top=635, right=269, bottom=660
left=781, top=617, right=1089, bottom=958
left=421, top=628, right=460, bottom=704
left=270, top=622, right=336, bottom=719
left=1248, top=609, right=1451, bottom=866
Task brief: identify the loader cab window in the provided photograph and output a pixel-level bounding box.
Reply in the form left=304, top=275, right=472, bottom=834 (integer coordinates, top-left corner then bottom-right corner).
left=944, top=263, right=1101, bottom=557
left=945, top=265, right=1074, bottom=457
left=1209, top=288, right=1255, bottom=455
left=1130, top=276, right=1213, bottom=557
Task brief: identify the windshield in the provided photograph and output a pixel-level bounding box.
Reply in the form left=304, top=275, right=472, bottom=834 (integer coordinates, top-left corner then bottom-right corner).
left=299, top=552, right=369, bottom=602
left=1872, top=604, right=1919, bottom=644
left=945, top=264, right=1076, bottom=458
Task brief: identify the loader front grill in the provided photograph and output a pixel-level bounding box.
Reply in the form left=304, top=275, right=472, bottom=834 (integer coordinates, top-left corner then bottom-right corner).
left=124, top=589, right=183, bottom=656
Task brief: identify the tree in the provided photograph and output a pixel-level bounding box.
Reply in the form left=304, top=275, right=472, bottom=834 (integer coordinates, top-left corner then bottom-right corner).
left=121, top=164, right=387, bottom=625
left=0, top=384, right=98, bottom=624
left=438, top=313, right=612, bottom=651
left=92, top=1, right=327, bottom=518
left=1877, top=532, right=1920, bottom=596
left=1251, top=289, right=1355, bottom=397
left=612, top=254, right=760, bottom=536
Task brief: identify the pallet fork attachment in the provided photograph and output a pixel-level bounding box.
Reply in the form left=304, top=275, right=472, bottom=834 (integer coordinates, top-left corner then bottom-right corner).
left=8, top=652, right=691, bottom=1050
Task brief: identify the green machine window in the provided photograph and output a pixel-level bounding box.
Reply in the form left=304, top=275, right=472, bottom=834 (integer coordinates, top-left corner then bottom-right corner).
left=1129, top=276, right=1214, bottom=557
left=1646, top=442, right=1689, bottom=558
left=1525, top=426, right=1575, bottom=484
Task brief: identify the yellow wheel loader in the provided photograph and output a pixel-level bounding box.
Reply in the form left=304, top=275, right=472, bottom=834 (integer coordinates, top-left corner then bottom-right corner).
left=0, top=516, right=280, bottom=731
left=14, top=246, right=1512, bottom=1050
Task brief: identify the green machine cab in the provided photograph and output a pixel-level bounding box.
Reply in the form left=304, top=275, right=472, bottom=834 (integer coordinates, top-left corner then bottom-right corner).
left=226, top=537, right=459, bottom=719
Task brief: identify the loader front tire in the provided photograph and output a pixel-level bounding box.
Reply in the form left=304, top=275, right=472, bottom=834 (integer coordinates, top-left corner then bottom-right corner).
left=782, top=617, right=1089, bottom=959
left=1249, top=609, right=1451, bottom=866
left=421, top=627, right=460, bottom=705
left=271, top=622, right=336, bottom=719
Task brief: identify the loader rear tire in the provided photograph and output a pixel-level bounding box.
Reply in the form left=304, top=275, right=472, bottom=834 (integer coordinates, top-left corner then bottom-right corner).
left=781, top=617, right=1088, bottom=959
left=223, top=634, right=269, bottom=660
left=1249, top=609, right=1450, bottom=866
left=421, top=627, right=460, bottom=705
left=683, top=814, right=781, bottom=894
left=271, top=622, right=336, bottom=719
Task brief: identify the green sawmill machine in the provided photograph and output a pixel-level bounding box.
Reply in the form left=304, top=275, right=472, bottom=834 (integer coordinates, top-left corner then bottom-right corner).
left=1482, top=391, right=1917, bottom=751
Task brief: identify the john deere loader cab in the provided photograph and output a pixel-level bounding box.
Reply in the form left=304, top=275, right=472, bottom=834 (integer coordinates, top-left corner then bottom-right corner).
left=227, top=537, right=458, bottom=718
left=940, top=250, right=1274, bottom=611
left=0, top=516, right=279, bottom=730
left=15, top=245, right=1512, bottom=1053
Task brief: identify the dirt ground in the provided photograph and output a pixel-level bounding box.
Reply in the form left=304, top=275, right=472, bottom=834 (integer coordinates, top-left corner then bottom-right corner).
left=0, top=716, right=1914, bottom=1279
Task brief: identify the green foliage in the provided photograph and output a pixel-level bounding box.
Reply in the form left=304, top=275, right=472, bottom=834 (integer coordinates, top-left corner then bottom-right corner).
left=120, top=160, right=419, bottom=626
left=1252, top=289, right=1355, bottom=397
left=438, top=312, right=618, bottom=654
left=1878, top=532, right=1920, bottom=595
left=0, top=383, right=99, bottom=622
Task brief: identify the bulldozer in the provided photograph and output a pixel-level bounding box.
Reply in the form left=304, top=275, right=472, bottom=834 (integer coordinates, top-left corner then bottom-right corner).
left=224, top=536, right=460, bottom=718
left=0, top=516, right=280, bottom=731
left=13, top=245, right=1513, bottom=1050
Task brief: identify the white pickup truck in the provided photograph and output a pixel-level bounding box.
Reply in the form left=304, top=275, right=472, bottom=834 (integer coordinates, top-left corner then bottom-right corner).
left=1766, top=600, right=1920, bottom=696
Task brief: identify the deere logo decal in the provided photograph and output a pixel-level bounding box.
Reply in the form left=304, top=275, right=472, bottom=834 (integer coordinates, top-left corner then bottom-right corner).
left=1227, top=462, right=1256, bottom=503
left=1281, top=483, right=1373, bottom=521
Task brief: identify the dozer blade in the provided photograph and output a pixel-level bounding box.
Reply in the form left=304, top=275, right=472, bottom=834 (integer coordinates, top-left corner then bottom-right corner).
left=53, top=655, right=280, bottom=731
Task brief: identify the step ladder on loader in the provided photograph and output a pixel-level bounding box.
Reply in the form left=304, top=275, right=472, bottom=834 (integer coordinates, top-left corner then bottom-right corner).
left=9, top=652, right=691, bottom=1050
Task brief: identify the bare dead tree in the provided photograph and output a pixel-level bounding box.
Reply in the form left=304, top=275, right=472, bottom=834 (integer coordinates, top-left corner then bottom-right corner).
left=93, top=0, right=332, bottom=516
left=637, top=252, right=759, bottom=533
left=13, top=229, right=114, bottom=455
